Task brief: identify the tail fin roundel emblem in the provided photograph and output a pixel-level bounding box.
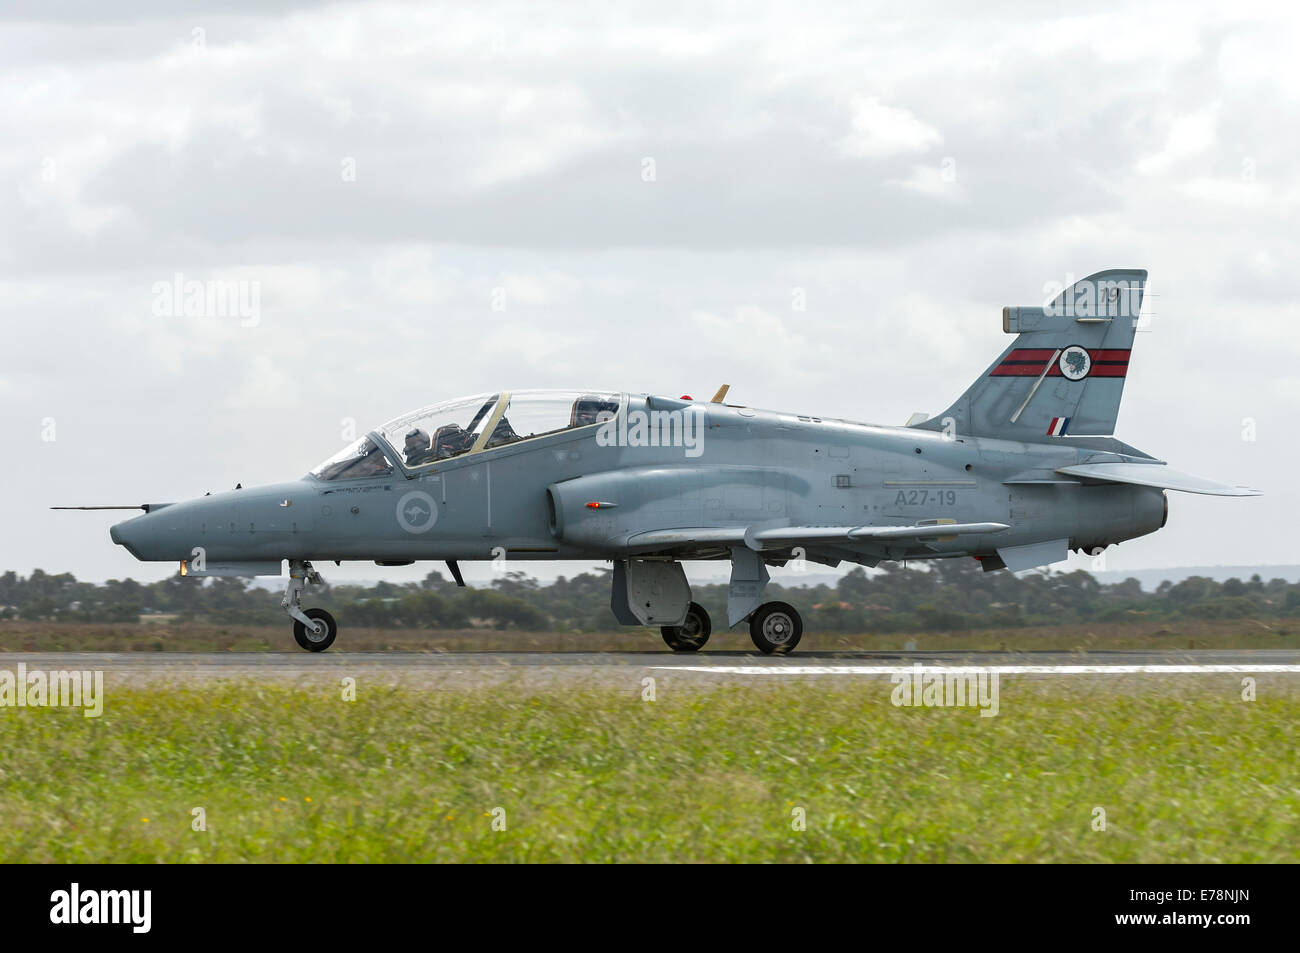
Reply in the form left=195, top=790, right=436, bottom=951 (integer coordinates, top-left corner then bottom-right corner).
left=1058, top=345, right=1092, bottom=381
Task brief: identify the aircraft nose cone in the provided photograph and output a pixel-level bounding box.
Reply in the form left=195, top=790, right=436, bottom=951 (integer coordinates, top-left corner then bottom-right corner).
left=109, top=517, right=145, bottom=559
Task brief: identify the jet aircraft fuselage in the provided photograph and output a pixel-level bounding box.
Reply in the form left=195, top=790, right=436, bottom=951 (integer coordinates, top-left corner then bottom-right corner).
left=94, top=269, right=1259, bottom=654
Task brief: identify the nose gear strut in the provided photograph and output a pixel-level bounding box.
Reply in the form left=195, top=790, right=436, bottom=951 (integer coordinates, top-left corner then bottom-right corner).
left=282, top=560, right=338, bottom=652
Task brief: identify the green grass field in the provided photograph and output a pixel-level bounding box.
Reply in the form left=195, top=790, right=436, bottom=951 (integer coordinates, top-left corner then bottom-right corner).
left=3, top=678, right=1296, bottom=862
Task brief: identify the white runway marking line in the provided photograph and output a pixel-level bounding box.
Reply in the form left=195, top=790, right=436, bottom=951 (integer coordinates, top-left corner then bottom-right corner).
left=656, top=664, right=1300, bottom=676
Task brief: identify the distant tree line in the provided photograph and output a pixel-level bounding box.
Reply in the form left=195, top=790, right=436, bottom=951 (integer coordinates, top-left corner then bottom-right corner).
left=2, top=561, right=1298, bottom=632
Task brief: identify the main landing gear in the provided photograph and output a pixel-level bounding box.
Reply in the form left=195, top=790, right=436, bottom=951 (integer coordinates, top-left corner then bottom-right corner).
left=726, top=546, right=803, bottom=654
left=747, top=601, right=803, bottom=655
left=661, top=602, right=712, bottom=652
left=612, top=556, right=806, bottom=655
left=658, top=600, right=804, bottom=654
left=282, top=560, right=337, bottom=652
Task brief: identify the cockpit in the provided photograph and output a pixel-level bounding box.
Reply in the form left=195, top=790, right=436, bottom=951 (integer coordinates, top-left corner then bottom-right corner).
left=309, top=390, right=622, bottom=481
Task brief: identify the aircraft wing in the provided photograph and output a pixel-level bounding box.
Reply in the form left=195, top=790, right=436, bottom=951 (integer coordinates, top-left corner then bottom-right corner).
left=1055, top=463, right=1261, bottom=497
left=627, top=521, right=1010, bottom=551
left=624, top=528, right=748, bottom=548
left=756, top=522, right=1010, bottom=545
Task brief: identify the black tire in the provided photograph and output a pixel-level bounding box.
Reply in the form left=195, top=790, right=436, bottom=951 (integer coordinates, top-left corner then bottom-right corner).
left=661, top=602, right=712, bottom=652
left=749, top=601, right=802, bottom=655
left=293, top=607, right=338, bottom=652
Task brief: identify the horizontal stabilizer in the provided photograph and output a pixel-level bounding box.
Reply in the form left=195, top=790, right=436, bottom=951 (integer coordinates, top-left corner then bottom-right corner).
left=1055, top=463, right=1261, bottom=497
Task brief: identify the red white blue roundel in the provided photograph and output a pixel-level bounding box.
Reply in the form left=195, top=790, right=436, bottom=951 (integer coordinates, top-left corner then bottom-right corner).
left=1058, top=345, right=1092, bottom=381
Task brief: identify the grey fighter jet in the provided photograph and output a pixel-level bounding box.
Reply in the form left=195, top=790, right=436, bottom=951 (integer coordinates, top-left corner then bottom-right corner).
left=79, top=269, right=1259, bottom=653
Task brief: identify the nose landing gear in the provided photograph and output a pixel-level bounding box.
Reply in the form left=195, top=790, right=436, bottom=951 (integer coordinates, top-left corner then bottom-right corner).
left=282, top=560, right=337, bottom=652
left=294, top=607, right=337, bottom=652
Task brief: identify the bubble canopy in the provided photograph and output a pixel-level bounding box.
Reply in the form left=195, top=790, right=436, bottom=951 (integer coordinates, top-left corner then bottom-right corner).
left=309, top=390, right=622, bottom=481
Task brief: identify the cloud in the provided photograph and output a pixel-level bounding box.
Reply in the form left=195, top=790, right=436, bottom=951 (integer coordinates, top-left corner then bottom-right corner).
left=3, top=0, right=1299, bottom=581
left=839, top=96, right=942, bottom=159
left=890, top=161, right=962, bottom=199
left=1136, top=104, right=1220, bottom=175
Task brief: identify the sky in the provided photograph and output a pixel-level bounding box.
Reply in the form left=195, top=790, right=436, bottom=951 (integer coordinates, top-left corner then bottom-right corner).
left=1, top=0, right=1296, bottom=586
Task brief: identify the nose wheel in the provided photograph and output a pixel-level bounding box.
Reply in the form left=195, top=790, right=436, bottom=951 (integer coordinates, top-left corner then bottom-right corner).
left=293, top=607, right=338, bottom=652
left=748, top=601, right=802, bottom=654
left=282, top=560, right=338, bottom=652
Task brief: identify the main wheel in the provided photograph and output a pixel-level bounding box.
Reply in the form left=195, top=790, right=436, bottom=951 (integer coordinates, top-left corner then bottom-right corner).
left=293, top=607, right=338, bottom=652
left=749, top=602, right=802, bottom=655
left=661, top=602, right=712, bottom=652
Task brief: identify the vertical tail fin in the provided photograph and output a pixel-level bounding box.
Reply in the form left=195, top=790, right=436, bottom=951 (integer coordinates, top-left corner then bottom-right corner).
left=914, top=269, right=1147, bottom=440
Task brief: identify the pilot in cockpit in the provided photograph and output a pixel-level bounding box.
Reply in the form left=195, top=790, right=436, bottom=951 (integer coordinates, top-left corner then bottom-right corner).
left=433, top=424, right=475, bottom=459
left=403, top=427, right=437, bottom=466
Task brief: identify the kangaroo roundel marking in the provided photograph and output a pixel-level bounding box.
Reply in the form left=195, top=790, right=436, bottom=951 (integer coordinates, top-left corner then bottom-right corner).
left=396, top=490, right=438, bottom=534
left=1058, top=345, right=1092, bottom=381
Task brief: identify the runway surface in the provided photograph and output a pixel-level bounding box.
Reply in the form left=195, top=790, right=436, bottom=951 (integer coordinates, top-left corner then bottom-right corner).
left=3, top=649, right=1299, bottom=689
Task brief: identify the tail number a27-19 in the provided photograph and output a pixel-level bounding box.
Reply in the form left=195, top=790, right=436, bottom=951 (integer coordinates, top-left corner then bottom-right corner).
left=894, top=489, right=957, bottom=506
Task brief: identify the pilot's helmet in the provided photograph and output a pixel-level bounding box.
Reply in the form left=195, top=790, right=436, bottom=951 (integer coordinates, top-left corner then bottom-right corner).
left=404, top=428, right=431, bottom=453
